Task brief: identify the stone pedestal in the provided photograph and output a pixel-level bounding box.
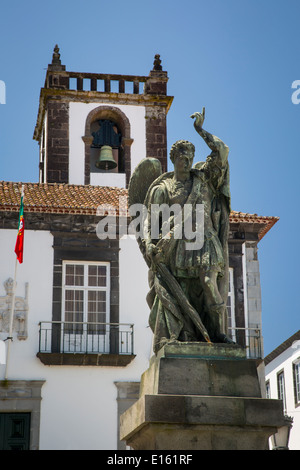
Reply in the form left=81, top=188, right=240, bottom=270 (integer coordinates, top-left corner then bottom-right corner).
left=120, top=343, right=286, bottom=450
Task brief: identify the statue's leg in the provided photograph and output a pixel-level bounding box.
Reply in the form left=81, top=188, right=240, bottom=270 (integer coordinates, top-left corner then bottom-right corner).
left=199, top=269, right=223, bottom=307
left=199, top=269, right=234, bottom=343
left=177, top=278, right=199, bottom=342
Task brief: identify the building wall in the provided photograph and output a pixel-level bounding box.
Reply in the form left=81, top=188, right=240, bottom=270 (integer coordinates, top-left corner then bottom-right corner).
left=265, top=343, right=300, bottom=450
left=0, top=229, right=53, bottom=365
left=46, top=101, right=69, bottom=184
left=0, top=229, right=152, bottom=450
left=0, top=225, right=268, bottom=448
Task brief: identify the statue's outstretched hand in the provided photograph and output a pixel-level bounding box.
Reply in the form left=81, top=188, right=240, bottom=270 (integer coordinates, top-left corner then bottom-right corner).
left=190, top=107, right=205, bottom=129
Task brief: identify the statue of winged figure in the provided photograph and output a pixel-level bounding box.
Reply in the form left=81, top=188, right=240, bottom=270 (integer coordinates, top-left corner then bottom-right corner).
left=128, top=108, right=234, bottom=354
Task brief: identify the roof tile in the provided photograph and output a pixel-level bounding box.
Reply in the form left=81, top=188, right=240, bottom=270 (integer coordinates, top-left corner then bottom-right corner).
left=0, top=181, right=279, bottom=239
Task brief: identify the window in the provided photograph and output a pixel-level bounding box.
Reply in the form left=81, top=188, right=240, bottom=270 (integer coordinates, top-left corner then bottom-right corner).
left=265, top=381, right=271, bottom=399
left=227, top=268, right=236, bottom=341
left=293, top=360, right=300, bottom=406
left=62, top=261, right=110, bottom=352
left=277, top=370, right=287, bottom=414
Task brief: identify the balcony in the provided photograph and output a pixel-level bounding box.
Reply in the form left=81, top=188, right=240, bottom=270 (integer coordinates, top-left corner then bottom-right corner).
left=37, top=321, right=135, bottom=367
left=36, top=322, right=262, bottom=366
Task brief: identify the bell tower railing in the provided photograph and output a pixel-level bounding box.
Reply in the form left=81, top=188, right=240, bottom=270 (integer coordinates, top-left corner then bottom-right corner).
left=46, top=71, right=151, bottom=95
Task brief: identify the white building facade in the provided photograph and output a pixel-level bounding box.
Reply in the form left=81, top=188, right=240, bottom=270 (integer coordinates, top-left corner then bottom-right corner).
left=265, top=331, right=300, bottom=450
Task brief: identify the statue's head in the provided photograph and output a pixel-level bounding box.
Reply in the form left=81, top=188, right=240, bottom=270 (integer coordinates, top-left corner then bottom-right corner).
left=170, top=140, right=195, bottom=165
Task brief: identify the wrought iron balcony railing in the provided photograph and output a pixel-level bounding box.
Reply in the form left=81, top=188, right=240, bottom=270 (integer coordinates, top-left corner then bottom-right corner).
left=38, top=321, right=134, bottom=356
left=38, top=322, right=261, bottom=360
left=228, top=326, right=262, bottom=359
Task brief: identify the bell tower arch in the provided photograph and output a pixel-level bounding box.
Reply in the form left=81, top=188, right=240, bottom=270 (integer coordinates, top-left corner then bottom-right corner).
left=82, top=105, right=132, bottom=187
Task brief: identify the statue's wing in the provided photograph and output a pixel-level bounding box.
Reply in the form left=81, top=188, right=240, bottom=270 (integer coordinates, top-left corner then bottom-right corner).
left=128, top=158, right=162, bottom=207
left=128, top=158, right=162, bottom=265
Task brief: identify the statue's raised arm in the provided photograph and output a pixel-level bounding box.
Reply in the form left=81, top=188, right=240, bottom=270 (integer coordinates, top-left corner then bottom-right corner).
left=191, top=108, right=229, bottom=167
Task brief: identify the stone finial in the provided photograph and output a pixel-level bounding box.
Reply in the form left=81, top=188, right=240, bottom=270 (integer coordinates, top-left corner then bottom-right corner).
left=153, top=54, right=162, bottom=71
left=4, top=278, right=14, bottom=295
left=52, top=44, right=61, bottom=65
left=47, top=44, right=66, bottom=72
left=146, top=54, right=168, bottom=95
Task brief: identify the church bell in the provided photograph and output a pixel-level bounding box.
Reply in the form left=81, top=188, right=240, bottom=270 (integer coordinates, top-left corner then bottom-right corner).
left=95, top=145, right=117, bottom=170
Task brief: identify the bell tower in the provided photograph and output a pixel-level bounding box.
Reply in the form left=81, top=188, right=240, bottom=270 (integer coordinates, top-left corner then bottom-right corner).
left=34, top=46, right=173, bottom=188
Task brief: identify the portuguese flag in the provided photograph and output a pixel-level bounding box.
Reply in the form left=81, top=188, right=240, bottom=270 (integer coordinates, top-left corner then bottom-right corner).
left=15, top=187, right=24, bottom=263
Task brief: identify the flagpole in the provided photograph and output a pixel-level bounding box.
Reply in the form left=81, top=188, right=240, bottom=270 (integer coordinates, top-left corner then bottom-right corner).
left=4, top=256, right=18, bottom=380
left=4, top=184, right=24, bottom=380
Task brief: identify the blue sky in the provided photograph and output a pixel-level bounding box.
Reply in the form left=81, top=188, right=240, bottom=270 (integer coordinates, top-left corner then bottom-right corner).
left=0, top=0, right=299, bottom=355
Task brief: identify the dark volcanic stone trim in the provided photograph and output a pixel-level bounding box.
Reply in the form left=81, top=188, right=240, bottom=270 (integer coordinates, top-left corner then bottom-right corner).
left=36, top=352, right=135, bottom=366
left=145, top=105, right=168, bottom=173
left=51, top=233, right=120, bottom=354
left=0, top=211, right=128, bottom=234
left=46, top=100, right=69, bottom=183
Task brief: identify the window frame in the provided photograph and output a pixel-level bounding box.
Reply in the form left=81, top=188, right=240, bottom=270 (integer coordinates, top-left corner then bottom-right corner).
left=277, top=369, right=287, bottom=414
left=293, top=358, right=300, bottom=407
left=62, top=260, right=111, bottom=332
left=265, top=380, right=271, bottom=399
left=37, top=233, right=135, bottom=364
left=227, top=267, right=236, bottom=341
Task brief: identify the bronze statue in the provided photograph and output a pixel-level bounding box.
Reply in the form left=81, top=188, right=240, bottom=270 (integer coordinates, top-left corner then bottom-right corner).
left=128, top=108, right=233, bottom=354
